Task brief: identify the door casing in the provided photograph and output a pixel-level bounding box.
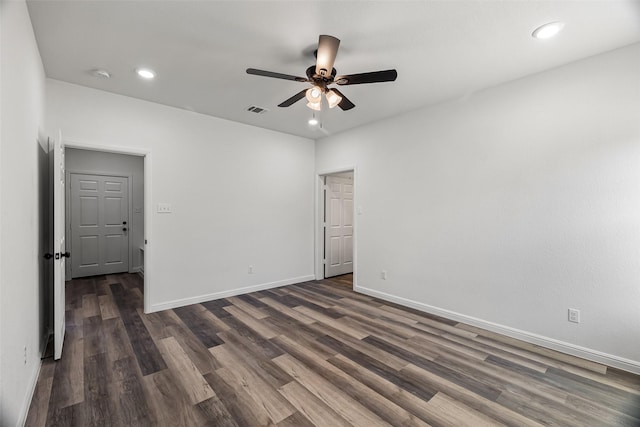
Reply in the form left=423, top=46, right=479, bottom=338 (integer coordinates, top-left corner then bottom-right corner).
left=62, top=138, right=152, bottom=313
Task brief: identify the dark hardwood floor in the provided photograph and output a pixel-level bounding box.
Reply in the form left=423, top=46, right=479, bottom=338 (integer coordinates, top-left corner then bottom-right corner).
left=26, top=273, right=640, bottom=426
left=327, top=273, right=353, bottom=288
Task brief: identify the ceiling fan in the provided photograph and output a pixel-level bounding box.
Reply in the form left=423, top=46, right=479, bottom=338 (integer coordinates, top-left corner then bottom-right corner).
left=246, top=35, right=397, bottom=111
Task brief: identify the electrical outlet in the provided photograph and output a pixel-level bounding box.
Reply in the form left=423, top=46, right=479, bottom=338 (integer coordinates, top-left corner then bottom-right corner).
left=248, top=265, right=254, bottom=274
left=381, top=270, right=387, bottom=280
left=568, top=308, right=581, bottom=323
left=23, top=345, right=27, bottom=365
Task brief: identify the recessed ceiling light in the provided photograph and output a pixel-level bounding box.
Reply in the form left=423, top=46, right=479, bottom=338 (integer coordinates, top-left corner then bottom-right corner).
left=136, top=68, right=156, bottom=79
left=91, top=69, right=111, bottom=79
left=532, top=22, right=565, bottom=39
left=308, top=117, right=319, bottom=126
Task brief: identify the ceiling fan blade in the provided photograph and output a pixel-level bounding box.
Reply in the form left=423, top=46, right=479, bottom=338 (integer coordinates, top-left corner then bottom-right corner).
left=246, top=68, right=308, bottom=82
left=278, top=89, right=308, bottom=107
left=331, top=88, right=355, bottom=111
left=315, top=35, right=340, bottom=78
left=335, top=69, right=397, bottom=85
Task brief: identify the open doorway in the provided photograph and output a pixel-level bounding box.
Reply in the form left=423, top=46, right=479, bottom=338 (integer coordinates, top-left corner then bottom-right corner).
left=65, top=149, right=144, bottom=280
left=44, top=137, right=151, bottom=361
left=315, top=168, right=356, bottom=288
left=63, top=141, right=152, bottom=314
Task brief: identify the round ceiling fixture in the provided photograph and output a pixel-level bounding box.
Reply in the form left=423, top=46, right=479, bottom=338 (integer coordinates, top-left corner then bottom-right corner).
left=136, top=68, right=156, bottom=79
left=308, top=117, right=319, bottom=126
left=532, top=22, right=565, bottom=39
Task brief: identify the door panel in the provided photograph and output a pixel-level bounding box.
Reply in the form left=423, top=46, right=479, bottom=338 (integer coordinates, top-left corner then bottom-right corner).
left=329, top=237, right=341, bottom=266
left=79, top=179, right=98, bottom=191
left=80, top=196, right=98, bottom=225
left=104, top=197, right=122, bottom=224
left=52, top=134, right=66, bottom=360
left=79, top=236, right=99, bottom=266
left=344, top=236, right=353, bottom=263
left=104, top=180, right=122, bottom=192
left=70, top=173, right=129, bottom=277
left=330, top=199, right=341, bottom=226
left=105, top=234, right=124, bottom=263
left=344, top=199, right=354, bottom=227
left=324, top=175, right=354, bottom=277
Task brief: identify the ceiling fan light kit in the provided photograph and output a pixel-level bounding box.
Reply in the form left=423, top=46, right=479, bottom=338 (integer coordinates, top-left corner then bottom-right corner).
left=247, top=34, right=398, bottom=113
left=307, top=101, right=322, bottom=111
left=306, top=86, right=322, bottom=102
left=326, top=89, right=343, bottom=109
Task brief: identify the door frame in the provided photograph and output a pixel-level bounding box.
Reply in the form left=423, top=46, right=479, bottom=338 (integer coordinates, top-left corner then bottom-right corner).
left=65, top=170, right=134, bottom=279
left=63, top=138, right=152, bottom=313
left=315, top=166, right=358, bottom=287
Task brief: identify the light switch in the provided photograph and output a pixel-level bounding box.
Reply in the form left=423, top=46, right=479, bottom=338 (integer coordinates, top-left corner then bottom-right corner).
left=157, top=203, right=172, bottom=213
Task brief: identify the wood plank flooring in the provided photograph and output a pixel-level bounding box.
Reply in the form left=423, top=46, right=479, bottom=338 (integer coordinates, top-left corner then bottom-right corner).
left=26, top=273, right=640, bottom=426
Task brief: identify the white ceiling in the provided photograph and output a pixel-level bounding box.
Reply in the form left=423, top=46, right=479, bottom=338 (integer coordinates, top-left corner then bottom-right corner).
left=27, top=1, right=640, bottom=140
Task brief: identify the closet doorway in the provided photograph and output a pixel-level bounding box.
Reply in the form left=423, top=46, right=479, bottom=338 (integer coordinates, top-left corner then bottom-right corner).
left=315, top=168, right=357, bottom=287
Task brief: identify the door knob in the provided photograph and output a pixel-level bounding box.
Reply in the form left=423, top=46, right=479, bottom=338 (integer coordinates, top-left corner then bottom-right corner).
left=123, top=221, right=127, bottom=225
left=44, top=253, right=54, bottom=260
left=62, top=252, right=71, bottom=258
left=123, top=227, right=128, bottom=232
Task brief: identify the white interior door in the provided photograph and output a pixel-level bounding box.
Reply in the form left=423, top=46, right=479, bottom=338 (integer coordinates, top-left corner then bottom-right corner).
left=53, top=133, right=67, bottom=360
left=70, top=174, right=129, bottom=278
left=324, top=175, right=354, bottom=277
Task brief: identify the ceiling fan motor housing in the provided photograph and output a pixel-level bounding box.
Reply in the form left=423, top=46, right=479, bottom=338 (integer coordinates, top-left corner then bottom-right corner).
left=307, top=66, right=336, bottom=80
left=306, top=66, right=337, bottom=92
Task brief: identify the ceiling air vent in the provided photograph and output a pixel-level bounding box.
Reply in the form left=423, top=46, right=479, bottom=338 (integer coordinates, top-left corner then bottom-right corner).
left=247, top=105, right=269, bottom=114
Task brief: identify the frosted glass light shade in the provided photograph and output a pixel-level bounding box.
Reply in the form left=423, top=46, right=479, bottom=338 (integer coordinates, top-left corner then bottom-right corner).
left=326, top=89, right=342, bottom=108
left=306, top=101, right=321, bottom=111
left=306, top=87, right=322, bottom=103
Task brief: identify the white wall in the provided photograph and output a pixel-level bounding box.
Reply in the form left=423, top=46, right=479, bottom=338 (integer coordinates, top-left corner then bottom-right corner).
left=0, top=1, right=48, bottom=425
left=46, top=80, right=315, bottom=311
left=65, top=148, right=145, bottom=274
left=316, top=43, right=640, bottom=372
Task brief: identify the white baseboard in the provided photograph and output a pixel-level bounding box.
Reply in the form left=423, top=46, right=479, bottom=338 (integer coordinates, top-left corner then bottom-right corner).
left=17, top=359, right=42, bottom=427
left=355, top=285, right=640, bottom=375
left=150, top=275, right=315, bottom=312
